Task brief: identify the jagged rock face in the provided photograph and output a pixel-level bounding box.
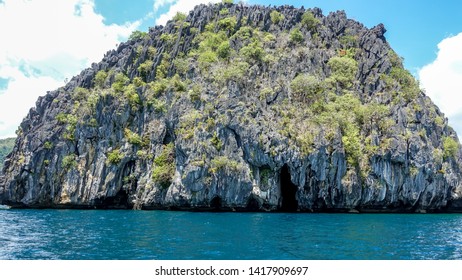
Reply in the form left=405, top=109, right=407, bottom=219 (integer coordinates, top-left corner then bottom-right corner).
left=1, top=3, right=462, bottom=212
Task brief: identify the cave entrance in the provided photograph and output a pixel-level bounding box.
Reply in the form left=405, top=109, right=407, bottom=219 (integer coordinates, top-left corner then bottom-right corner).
left=210, top=196, right=222, bottom=211
left=246, top=196, right=261, bottom=211
left=101, top=189, right=129, bottom=209
left=279, top=164, right=298, bottom=212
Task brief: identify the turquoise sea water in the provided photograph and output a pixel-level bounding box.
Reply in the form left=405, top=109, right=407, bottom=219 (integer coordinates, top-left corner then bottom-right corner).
left=1, top=209, right=462, bottom=260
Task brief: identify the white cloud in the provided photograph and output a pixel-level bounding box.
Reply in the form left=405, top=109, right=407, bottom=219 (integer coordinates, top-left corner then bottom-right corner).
left=154, top=0, right=177, bottom=12
left=0, top=74, right=62, bottom=138
left=154, top=0, right=223, bottom=26
left=419, top=32, right=462, bottom=139
left=0, top=0, right=140, bottom=138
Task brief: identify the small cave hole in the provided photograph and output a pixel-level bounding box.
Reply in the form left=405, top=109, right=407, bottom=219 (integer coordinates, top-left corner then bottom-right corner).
left=246, top=196, right=261, bottom=211
left=163, top=130, right=173, bottom=145
left=101, top=189, right=129, bottom=209
left=210, top=196, right=222, bottom=210
left=279, top=164, right=298, bottom=212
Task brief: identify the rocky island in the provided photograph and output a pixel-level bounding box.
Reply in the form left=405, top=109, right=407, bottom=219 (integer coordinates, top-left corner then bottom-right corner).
left=1, top=2, right=462, bottom=212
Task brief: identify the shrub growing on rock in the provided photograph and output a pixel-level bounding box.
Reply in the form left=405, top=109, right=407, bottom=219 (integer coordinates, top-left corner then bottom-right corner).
left=290, top=74, right=323, bottom=103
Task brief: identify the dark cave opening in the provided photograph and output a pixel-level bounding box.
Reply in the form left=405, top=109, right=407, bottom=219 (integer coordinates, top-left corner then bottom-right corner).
left=100, top=189, right=129, bottom=209
left=163, top=130, right=173, bottom=145
left=210, top=196, right=222, bottom=210
left=279, top=164, right=298, bottom=212
left=246, top=196, right=261, bottom=211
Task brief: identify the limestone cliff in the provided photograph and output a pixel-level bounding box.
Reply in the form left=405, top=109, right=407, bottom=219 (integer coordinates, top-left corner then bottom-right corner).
left=2, top=3, right=462, bottom=212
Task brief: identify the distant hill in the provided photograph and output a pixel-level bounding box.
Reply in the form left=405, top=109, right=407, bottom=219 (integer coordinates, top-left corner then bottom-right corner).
left=0, top=138, right=15, bottom=170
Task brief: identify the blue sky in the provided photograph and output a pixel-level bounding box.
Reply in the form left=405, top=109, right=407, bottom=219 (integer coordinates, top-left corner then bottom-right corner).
left=1, top=0, right=462, bottom=139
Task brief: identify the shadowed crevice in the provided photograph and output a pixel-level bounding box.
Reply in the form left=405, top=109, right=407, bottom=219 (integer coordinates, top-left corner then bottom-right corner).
left=279, top=164, right=298, bottom=212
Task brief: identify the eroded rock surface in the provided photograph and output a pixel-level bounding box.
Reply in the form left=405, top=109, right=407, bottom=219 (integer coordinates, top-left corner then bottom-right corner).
left=1, top=3, right=462, bottom=212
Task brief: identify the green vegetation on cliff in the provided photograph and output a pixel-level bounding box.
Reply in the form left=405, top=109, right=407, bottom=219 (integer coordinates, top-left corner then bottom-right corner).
left=0, top=138, right=15, bottom=170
